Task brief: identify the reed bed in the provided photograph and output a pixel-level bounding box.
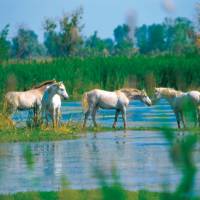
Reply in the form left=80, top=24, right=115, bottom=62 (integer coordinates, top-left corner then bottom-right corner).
left=0, top=55, right=200, bottom=100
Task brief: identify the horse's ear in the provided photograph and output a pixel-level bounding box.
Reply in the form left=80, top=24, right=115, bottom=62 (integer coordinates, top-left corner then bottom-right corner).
left=57, top=81, right=63, bottom=86
left=141, top=89, right=146, bottom=94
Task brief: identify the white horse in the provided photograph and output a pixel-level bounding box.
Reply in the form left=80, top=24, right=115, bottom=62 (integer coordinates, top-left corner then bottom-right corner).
left=153, top=87, right=200, bottom=128
left=186, top=90, right=200, bottom=126
left=4, top=80, right=56, bottom=124
left=41, top=82, right=69, bottom=127
left=82, top=88, right=152, bottom=129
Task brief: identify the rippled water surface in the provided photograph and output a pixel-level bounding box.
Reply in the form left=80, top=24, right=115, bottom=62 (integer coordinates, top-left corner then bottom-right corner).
left=1, top=100, right=199, bottom=194
left=0, top=131, right=200, bottom=194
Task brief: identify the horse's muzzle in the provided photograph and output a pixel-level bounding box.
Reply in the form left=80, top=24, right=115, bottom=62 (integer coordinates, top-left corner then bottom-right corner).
left=63, top=95, right=69, bottom=100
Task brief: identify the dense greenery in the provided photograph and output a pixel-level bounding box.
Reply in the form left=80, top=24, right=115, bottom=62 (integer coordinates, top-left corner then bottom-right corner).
left=0, top=189, right=190, bottom=200
left=0, top=55, right=199, bottom=100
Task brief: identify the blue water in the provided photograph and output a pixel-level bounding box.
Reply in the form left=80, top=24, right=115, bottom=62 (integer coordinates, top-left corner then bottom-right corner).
left=12, top=99, right=177, bottom=128
left=2, top=100, right=200, bottom=195
left=0, top=131, right=200, bottom=194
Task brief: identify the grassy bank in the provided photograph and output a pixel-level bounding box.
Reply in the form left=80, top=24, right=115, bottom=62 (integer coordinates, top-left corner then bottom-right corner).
left=0, top=55, right=200, bottom=100
left=0, top=189, right=199, bottom=200
left=1, top=123, right=199, bottom=143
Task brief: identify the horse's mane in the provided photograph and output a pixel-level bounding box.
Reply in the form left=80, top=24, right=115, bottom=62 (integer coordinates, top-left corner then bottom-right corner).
left=32, top=80, right=56, bottom=89
left=156, top=87, right=183, bottom=97
left=119, top=88, right=141, bottom=93
left=117, top=88, right=142, bottom=98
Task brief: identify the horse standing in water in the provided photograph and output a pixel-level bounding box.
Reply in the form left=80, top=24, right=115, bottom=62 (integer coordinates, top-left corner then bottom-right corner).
left=82, top=88, right=152, bottom=129
left=41, top=82, right=69, bottom=127
left=153, top=87, right=200, bottom=128
left=186, top=90, right=200, bottom=126
left=4, top=80, right=56, bottom=124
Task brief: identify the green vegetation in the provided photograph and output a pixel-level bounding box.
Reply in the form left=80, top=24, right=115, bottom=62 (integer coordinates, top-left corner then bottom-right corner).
left=0, top=4, right=199, bottom=200
left=0, top=55, right=199, bottom=100
left=0, top=189, right=189, bottom=200
left=0, top=122, right=180, bottom=143
left=0, top=121, right=83, bottom=142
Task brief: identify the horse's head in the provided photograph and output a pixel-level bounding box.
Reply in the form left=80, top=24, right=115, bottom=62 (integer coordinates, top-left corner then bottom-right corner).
left=121, top=88, right=152, bottom=106
left=55, top=82, right=69, bottom=100
left=154, top=88, right=162, bottom=100
left=153, top=87, right=179, bottom=102
left=151, top=87, right=164, bottom=105
left=139, top=89, right=152, bottom=106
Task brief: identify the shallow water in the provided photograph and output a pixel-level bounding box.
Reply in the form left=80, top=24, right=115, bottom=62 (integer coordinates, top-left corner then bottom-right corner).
left=2, top=100, right=200, bottom=194
left=0, top=131, right=200, bottom=194
left=12, top=99, right=177, bottom=128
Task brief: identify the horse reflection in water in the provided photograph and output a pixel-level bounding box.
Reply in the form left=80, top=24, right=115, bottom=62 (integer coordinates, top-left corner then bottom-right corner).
left=82, top=88, right=152, bottom=129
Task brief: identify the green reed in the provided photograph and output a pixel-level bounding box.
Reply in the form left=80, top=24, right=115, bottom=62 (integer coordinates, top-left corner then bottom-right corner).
left=0, top=55, right=200, bottom=100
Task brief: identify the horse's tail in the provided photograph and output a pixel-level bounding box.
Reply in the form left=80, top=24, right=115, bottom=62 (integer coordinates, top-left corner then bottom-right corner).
left=0, top=94, right=15, bottom=127
left=82, top=92, right=89, bottom=113
left=2, top=94, right=9, bottom=115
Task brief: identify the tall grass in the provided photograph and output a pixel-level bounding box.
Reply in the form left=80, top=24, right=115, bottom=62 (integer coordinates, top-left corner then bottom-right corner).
left=0, top=55, right=200, bottom=100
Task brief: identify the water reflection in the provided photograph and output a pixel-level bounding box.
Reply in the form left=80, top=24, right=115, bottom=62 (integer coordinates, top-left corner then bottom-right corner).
left=0, top=131, right=199, bottom=194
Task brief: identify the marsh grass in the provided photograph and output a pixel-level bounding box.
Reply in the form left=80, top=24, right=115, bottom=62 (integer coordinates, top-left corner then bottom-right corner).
left=0, top=190, right=170, bottom=200
left=1, top=55, right=200, bottom=100
left=0, top=116, right=199, bottom=143
left=0, top=113, right=15, bottom=129
left=0, top=122, right=184, bottom=143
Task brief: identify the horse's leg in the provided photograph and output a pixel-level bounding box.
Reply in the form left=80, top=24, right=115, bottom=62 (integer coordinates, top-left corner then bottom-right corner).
left=197, top=106, right=200, bottom=127
left=33, top=104, right=38, bottom=127
left=37, top=104, right=42, bottom=125
left=54, top=108, right=58, bottom=127
left=83, top=105, right=93, bottom=128
left=45, top=112, right=49, bottom=127
left=55, top=108, right=60, bottom=127
left=121, top=107, right=127, bottom=130
left=180, top=111, right=186, bottom=128
left=112, top=109, right=120, bottom=128
left=92, top=106, right=98, bottom=127
left=48, top=109, right=54, bottom=128
left=41, top=106, right=47, bottom=127
left=52, top=108, right=56, bottom=128
left=174, top=110, right=181, bottom=129
left=58, top=109, right=62, bottom=126
left=194, top=108, right=198, bottom=127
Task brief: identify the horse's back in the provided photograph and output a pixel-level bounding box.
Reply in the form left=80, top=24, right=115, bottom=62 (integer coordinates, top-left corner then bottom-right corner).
left=86, top=89, right=128, bottom=109
left=5, top=90, right=41, bottom=109
left=187, top=91, right=200, bottom=103
left=87, top=89, right=116, bottom=96
left=5, top=91, right=19, bottom=104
